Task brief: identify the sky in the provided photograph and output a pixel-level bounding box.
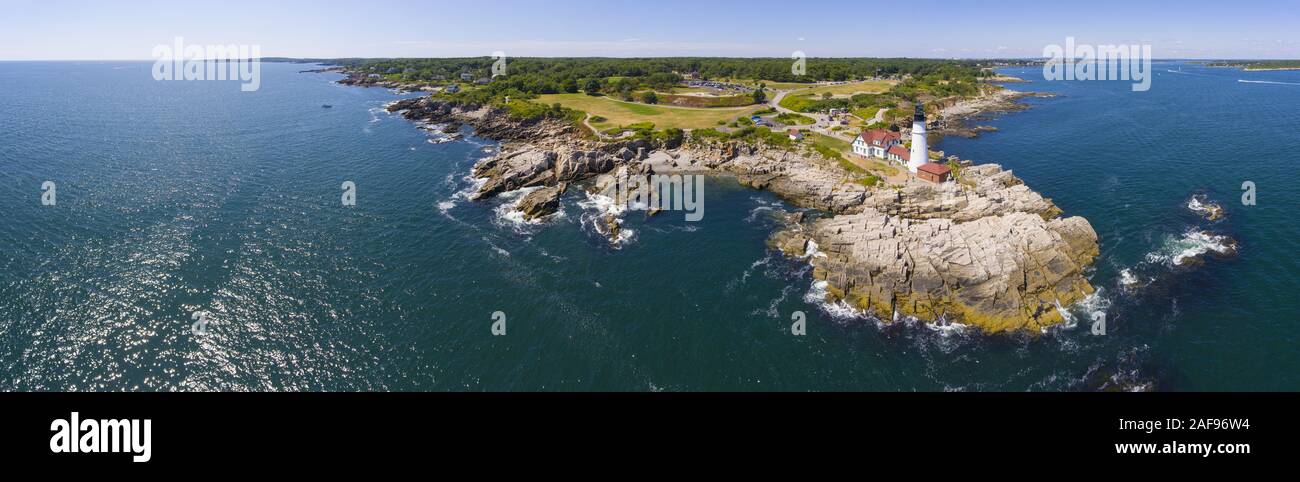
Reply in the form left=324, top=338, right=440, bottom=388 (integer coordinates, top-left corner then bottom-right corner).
left=1, top=0, right=1298, bottom=60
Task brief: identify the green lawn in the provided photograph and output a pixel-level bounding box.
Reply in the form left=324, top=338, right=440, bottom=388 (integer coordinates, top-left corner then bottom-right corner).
left=537, top=93, right=766, bottom=131
left=790, top=80, right=896, bottom=97
left=775, top=112, right=815, bottom=125
left=810, top=132, right=851, bottom=153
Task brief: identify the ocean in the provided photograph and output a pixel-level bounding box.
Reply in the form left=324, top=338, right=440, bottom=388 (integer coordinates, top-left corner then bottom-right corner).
left=0, top=61, right=1296, bottom=391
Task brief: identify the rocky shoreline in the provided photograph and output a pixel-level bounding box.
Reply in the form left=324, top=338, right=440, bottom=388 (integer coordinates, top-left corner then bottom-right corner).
left=933, top=88, right=1053, bottom=140
left=382, top=89, right=1100, bottom=334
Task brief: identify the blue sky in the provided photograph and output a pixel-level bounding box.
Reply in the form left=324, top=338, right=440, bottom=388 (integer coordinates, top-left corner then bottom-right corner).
left=2, top=0, right=1298, bottom=60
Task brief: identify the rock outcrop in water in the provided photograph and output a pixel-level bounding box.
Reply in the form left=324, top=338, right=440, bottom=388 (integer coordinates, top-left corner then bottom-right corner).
left=516, top=183, right=567, bottom=221
left=386, top=96, right=1101, bottom=333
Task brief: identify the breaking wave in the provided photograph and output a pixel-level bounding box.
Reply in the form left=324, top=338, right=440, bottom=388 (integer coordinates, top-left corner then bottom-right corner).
left=577, top=192, right=635, bottom=248
left=803, top=280, right=872, bottom=321
left=493, top=187, right=565, bottom=233
left=437, top=175, right=487, bottom=218
left=1144, top=230, right=1236, bottom=267
left=1186, top=193, right=1224, bottom=220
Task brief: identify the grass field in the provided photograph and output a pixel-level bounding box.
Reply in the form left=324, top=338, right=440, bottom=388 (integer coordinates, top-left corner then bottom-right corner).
left=791, top=80, right=896, bottom=97
left=537, top=93, right=765, bottom=130
left=810, top=132, right=851, bottom=155
left=775, top=112, right=815, bottom=125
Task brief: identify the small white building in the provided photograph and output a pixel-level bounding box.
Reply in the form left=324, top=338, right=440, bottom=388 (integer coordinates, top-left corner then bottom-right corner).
left=788, top=129, right=804, bottom=141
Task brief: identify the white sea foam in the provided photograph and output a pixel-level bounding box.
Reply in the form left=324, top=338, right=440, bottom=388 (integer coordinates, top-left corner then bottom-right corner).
left=577, top=192, right=627, bottom=217
left=1053, top=300, right=1079, bottom=330
left=437, top=176, right=488, bottom=216
left=1051, top=289, right=1111, bottom=333
left=1076, top=290, right=1111, bottom=324
left=746, top=206, right=775, bottom=223
left=479, top=236, right=510, bottom=257
left=1239, top=79, right=1300, bottom=86
left=1145, top=230, right=1235, bottom=267
left=802, top=239, right=828, bottom=260
left=924, top=319, right=971, bottom=336
left=752, top=283, right=797, bottom=319
left=1118, top=269, right=1140, bottom=288
left=803, top=280, right=870, bottom=321
left=493, top=187, right=565, bottom=232
left=577, top=192, right=635, bottom=247
left=729, top=254, right=773, bottom=293
left=1186, top=194, right=1223, bottom=219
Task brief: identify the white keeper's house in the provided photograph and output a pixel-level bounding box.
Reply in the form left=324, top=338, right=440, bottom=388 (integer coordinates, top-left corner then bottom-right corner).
left=852, top=129, right=902, bottom=159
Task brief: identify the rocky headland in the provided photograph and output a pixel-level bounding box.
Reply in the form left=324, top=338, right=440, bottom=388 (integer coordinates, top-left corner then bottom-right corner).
left=933, top=88, right=1055, bottom=140
left=384, top=94, right=1100, bottom=334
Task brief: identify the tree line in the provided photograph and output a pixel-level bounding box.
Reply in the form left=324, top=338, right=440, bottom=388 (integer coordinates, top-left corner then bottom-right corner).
left=333, top=57, right=992, bottom=90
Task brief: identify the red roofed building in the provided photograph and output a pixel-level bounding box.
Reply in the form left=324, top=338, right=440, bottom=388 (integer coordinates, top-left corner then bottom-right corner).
left=852, top=129, right=902, bottom=159
left=886, top=144, right=911, bottom=164
left=917, top=162, right=953, bottom=184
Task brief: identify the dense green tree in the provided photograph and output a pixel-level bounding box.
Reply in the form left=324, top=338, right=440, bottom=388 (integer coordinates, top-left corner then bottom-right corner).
left=562, top=78, right=580, bottom=94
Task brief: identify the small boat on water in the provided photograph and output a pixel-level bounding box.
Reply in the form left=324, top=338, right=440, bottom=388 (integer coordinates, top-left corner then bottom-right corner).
left=322, top=104, right=333, bottom=109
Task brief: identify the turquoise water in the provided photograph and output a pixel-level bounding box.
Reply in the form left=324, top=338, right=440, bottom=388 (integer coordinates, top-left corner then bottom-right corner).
left=0, top=61, right=1295, bottom=391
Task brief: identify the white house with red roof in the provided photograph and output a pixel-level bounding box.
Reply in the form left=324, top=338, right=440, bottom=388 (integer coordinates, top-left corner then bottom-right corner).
left=852, top=129, right=902, bottom=159
left=886, top=144, right=911, bottom=164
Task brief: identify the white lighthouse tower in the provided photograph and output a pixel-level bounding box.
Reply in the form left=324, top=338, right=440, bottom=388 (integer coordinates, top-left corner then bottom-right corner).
left=907, top=102, right=928, bottom=174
